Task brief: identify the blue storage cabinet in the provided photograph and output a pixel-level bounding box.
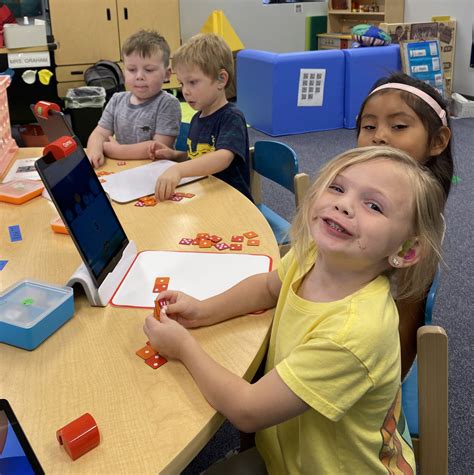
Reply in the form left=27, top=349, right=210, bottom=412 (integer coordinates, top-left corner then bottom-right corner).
left=343, top=45, right=402, bottom=129
left=237, top=49, right=345, bottom=136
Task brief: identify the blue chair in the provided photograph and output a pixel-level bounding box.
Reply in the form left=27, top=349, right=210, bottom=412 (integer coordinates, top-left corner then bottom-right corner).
left=401, top=270, right=448, bottom=472
left=175, top=122, right=190, bottom=152
left=250, top=140, right=309, bottom=256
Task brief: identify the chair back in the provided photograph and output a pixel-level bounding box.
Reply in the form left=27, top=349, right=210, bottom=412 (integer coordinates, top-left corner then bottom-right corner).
left=176, top=122, right=190, bottom=152
left=401, top=268, right=448, bottom=473
left=252, top=141, right=298, bottom=193
left=402, top=268, right=441, bottom=436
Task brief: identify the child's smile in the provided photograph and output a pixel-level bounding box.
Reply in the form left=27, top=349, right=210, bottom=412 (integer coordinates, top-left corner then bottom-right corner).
left=311, top=158, right=416, bottom=270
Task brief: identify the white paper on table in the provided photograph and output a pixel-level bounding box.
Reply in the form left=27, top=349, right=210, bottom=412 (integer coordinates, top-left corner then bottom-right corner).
left=101, top=160, right=204, bottom=203
left=2, top=158, right=41, bottom=182
left=111, top=250, right=272, bottom=308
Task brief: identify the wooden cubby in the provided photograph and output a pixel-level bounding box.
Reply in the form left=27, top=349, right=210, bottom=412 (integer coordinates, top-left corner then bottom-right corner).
left=49, top=0, right=181, bottom=96
left=327, top=0, right=405, bottom=34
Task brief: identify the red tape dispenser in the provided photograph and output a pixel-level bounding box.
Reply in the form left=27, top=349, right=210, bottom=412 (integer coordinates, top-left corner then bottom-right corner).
left=33, top=100, right=61, bottom=119
left=56, top=413, right=100, bottom=461
left=43, top=135, right=77, bottom=161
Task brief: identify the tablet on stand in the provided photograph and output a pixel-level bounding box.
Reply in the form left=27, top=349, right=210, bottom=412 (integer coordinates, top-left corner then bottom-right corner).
left=35, top=136, right=136, bottom=307
left=30, top=101, right=78, bottom=144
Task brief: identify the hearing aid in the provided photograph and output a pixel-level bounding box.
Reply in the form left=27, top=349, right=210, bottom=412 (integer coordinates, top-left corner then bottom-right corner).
left=397, top=240, right=417, bottom=260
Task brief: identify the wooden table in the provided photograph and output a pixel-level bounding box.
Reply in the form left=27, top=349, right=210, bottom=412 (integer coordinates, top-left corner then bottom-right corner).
left=0, top=149, right=279, bottom=474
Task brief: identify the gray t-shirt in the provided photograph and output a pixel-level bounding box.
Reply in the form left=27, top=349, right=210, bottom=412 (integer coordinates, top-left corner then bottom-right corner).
left=98, top=91, right=181, bottom=144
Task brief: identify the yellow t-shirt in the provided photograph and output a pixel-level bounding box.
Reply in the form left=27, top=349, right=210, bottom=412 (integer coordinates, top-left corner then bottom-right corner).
left=256, top=249, right=416, bottom=474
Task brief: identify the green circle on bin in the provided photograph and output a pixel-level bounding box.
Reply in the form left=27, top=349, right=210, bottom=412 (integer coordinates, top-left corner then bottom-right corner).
left=22, top=298, right=34, bottom=306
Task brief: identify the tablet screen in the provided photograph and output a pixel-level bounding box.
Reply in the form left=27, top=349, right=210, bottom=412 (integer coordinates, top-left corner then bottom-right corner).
left=0, top=400, right=44, bottom=474
left=35, top=146, right=129, bottom=287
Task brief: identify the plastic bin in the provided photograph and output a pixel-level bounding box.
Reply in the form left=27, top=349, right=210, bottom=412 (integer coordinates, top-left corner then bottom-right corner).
left=65, top=86, right=106, bottom=146
left=19, top=123, right=48, bottom=147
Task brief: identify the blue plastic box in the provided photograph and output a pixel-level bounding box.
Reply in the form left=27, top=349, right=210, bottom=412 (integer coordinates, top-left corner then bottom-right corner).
left=0, top=280, right=74, bottom=350
left=237, top=49, right=345, bottom=136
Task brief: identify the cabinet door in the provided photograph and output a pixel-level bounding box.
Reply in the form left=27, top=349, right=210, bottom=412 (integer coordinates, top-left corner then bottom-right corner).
left=50, top=0, right=121, bottom=65
left=117, top=0, right=181, bottom=56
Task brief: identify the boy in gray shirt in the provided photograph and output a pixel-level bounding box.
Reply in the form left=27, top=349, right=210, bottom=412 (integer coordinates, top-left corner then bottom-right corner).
left=87, top=30, right=181, bottom=168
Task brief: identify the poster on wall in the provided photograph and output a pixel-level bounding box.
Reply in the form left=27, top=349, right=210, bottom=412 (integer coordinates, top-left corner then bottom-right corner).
left=381, top=20, right=456, bottom=96
left=297, top=69, right=325, bottom=107
left=400, top=39, right=444, bottom=96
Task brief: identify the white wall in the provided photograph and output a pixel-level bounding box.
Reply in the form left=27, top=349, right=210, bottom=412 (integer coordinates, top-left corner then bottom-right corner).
left=179, top=0, right=327, bottom=53
left=179, top=0, right=473, bottom=96
left=405, top=0, right=474, bottom=96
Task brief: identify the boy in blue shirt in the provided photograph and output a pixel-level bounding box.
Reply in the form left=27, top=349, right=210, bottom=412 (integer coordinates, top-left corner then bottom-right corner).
left=87, top=30, right=181, bottom=168
left=149, top=33, right=251, bottom=201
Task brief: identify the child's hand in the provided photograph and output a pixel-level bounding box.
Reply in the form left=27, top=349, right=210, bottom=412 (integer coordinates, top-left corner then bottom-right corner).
left=148, top=141, right=175, bottom=161
left=88, top=151, right=105, bottom=169
left=155, top=165, right=182, bottom=201
left=143, top=311, right=191, bottom=361
left=156, top=290, right=208, bottom=328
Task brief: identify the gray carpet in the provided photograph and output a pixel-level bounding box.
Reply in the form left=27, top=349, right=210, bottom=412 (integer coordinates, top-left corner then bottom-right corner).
left=183, top=118, right=474, bottom=474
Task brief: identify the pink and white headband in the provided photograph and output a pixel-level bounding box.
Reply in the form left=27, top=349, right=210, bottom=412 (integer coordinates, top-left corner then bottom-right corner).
left=369, top=83, right=448, bottom=126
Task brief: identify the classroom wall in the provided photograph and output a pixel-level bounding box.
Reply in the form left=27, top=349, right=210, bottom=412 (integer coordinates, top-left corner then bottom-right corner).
left=179, top=0, right=473, bottom=96
left=179, top=0, right=327, bottom=53
left=405, top=0, right=474, bottom=96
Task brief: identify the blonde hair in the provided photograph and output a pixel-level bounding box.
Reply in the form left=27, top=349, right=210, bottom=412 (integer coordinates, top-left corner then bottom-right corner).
left=122, top=30, right=171, bottom=68
left=172, top=33, right=234, bottom=91
left=291, top=146, right=445, bottom=300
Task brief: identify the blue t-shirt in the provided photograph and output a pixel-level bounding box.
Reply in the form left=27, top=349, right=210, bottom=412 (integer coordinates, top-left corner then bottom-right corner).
left=187, top=103, right=251, bottom=200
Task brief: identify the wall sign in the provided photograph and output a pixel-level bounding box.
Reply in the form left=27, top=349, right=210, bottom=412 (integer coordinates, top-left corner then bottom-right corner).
left=8, top=52, right=51, bottom=69
left=297, top=68, right=325, bottom=107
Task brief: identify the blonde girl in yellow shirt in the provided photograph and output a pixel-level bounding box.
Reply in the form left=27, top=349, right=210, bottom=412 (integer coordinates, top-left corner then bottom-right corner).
left=144, top=146, right=445, bottom=474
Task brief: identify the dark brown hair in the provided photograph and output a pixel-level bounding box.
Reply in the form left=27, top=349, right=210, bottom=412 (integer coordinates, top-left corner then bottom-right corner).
left=356, top=72, right=454, bottom=200
left=122, top=30, right=171, bottom=68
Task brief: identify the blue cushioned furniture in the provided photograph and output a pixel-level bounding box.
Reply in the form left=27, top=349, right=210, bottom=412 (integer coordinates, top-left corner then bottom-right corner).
left=343, top=44, right=402, bottom=129
left=250, top=140, right=309, bottom=256
left=237, top=49, right=345, bottom=136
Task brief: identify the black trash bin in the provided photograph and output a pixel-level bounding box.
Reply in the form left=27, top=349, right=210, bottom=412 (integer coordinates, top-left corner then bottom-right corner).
left=65, top=86, right=106, bottom=147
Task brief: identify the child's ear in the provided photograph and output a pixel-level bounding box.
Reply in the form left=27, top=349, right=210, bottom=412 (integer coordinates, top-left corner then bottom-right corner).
left=164, top=67, right=172, bottom=82
left=388, top=239, right=422, bottom=269
left=429, top=125, right=451, bottom=156
left=217, top=69, right=229, bottom=89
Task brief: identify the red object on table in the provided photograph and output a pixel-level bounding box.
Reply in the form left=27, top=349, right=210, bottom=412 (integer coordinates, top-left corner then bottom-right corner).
left=34, top=101, right=61, bottom=119
left=43, top=135, right=77, bottom=160
left=56, top=413, right=100, bottom=461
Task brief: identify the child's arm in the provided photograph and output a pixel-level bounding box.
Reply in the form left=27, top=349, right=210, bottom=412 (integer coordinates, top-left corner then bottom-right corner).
left=86, top=125, right=112, bottom=168
left=154, top=149, right=234, bottom=201
left=143, top=312, right=309, bottom=433
left=157, top=270, right=281, bottom=328
left=103, top=133, right=178, bottom=161
left=148, top=141, right=187, bottom=162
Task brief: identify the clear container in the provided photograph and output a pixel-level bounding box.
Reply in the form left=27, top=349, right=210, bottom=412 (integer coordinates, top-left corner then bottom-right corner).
left=0, top=280, right=74, bottom=350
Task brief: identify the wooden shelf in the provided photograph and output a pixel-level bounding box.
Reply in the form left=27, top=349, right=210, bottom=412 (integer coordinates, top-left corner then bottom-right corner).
left=326, top=0, right=405, bottom=35
left=330, top=11, right=385, bottom=16
left=0, top=44, right=56, bottom=54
